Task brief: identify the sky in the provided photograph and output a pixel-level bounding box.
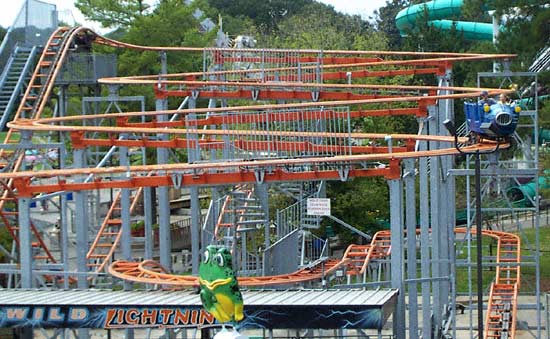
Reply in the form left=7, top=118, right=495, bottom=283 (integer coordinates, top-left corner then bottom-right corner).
left=0, top=0, right=388, bottom=31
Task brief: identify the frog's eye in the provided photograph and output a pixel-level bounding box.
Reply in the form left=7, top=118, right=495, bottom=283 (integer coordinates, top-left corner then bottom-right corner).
left=203, top=250, right=210, bottom=264
left=213, top=253, right=224, bottom=267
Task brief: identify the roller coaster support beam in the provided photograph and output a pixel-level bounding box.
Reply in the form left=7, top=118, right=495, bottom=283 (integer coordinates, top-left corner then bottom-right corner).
left=188, top=89, right=201, bottom=275
left=418, top=121, right=432, bottom=336
left=73, top=146, right=89, bottom=289
left=120, top=136, right=134, bottom=339
left=255, top=183, right=270, bottom=255
left=18, top=196, right=32, bottom=288
left=156, top=51, right=171, bottom=271
left=59, top=86, right=70, bottom=290
left=143, top=185, right=154, bottom=261
left=428, top=103, right=443, bottom=335
left=475, top=151, right=483, bottom=337
left=438, top=68, right=455, bottom=337
left=16, top=131, right=33, bottom=288
left=389, top=178, right=405, bottom=338
left=404, top=159, right=418, bottom=337
left=120, top=139, right=132, bottom=270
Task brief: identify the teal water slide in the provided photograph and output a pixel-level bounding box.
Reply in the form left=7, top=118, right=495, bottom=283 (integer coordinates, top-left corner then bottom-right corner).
left=395, top=0, right=495, bottom=41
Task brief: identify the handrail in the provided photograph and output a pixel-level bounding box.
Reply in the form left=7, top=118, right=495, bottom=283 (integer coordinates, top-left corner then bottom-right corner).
left=0, top=43, right=17, bottom=90
left=0, top=45, right=38, bottom=129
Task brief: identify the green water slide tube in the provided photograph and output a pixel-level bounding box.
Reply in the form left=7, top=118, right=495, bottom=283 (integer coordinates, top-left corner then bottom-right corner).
left=395, top=0, right=495, bottom=41
left=518, top=95, right=550, bottom=110
left=507, top=176, right=550, bottom=207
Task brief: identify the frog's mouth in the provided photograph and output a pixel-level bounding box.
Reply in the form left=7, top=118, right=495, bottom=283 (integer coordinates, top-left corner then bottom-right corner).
left=199, top=277, right=233, bottom=290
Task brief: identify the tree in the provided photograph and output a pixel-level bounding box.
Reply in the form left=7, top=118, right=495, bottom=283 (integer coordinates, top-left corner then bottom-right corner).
left=0, top=26, right=6, bottom=40
left=208, top=0, right=312, bottom=33
left=464, top=0, right=550, bottom=70
left=375, top=0, right=408, bottom=50
left=262, top=3, right=373, bottom=50
left=327, top=177, right=390, bottom=243
left=75, top=0, right=150, bottom=28
left=115, top=0, right=214, bottom=77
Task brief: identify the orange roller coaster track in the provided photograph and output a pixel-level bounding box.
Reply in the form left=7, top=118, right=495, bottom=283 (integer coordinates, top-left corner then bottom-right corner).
left=0, top=27, right=522, bottom=338
left=108, top=227, right=520, bottom=339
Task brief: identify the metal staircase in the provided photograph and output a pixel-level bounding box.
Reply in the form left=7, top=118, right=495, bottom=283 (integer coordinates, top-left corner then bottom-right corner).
left=86, top=187, right=144, bottom=275
left=0, top=45, right=38, bottom=130
left=275, top=182, right=323, bottom=238
left=214, top=185, right=266, bottom=239
left=0, top=27, right=77, bottom=269
left=210, top=185, right=267, bottom=274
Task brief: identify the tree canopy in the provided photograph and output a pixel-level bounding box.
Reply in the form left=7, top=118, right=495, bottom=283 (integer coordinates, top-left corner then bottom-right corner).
left=75, top=0, right=150, bottom=28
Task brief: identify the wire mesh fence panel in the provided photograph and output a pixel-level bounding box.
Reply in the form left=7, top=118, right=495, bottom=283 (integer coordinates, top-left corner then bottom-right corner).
left=184, top=106, right=352, bottom=165
left=57, top=53, right=117, bottom=85
left=0, top=0, right=58, bottom=65
left=203, top=48, right=323, bottom=83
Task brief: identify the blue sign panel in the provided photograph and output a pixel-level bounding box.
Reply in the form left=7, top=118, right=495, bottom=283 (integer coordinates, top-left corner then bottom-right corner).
left=0, top=305, right=387, bottom=329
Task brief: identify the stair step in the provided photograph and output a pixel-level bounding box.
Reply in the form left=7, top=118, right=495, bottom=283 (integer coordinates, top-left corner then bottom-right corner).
left=236, top=227, right=257, bottom=232
left=238, top=213, right=265, bottom=217
left=236, top=220, right=266, bottom=225
left=33, top=255, right=51, bottom=260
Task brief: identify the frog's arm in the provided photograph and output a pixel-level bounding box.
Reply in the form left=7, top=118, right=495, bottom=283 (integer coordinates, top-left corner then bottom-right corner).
left=234, top=299, right=244, bottom=321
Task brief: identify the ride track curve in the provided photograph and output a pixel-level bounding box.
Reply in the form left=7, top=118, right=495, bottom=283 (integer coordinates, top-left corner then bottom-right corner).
left=107, top=227, right=520, bottom=338
left=0, top=26, right=522, bottom=337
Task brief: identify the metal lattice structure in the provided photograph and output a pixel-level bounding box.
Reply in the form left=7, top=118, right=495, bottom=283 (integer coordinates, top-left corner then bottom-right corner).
left=0, top=25, right=543, bottom=339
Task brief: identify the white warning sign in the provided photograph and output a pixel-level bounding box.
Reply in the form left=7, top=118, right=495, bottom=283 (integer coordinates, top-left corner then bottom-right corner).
left=307, top=198, right=331, bottom=216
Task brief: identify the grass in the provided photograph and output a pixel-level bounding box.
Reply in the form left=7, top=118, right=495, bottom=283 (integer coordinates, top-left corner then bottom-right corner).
left=517, top=225, right=550, bottom=292
left=454, top=225, right=550, bottom=293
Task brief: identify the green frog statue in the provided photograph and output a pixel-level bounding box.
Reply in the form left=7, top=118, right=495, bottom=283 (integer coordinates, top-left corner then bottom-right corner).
left=198, top=245, right=244, bottom=324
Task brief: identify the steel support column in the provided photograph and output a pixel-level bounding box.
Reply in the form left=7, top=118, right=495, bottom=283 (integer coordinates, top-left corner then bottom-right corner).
left=404, top=159, right=418, bottom=338
left=18, top=196, right=32, bottom=288
left=428, top=104, right=442, bottom=333
left=188, top=95, right=201, bottom=275
left=389, top=178, right=405, bottom=339
left=143, top=186, right=153, bottom=260
left=255, top=183, right=270, bottom=255
left=120, top=142, right=132, bottom=261
left=73, top=147, right=89, bottom=288
left=156, top=51, right=171, bottom=270
left=438, top=69, right=453, bottom=333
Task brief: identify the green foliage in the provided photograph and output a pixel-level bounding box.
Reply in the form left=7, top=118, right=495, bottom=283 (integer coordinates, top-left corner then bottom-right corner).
left=375, top=0, right=407, bottom=50
left=260, top=2, right=374, bottom=50
left=75, top=0, right=150, bottom=28
left=208, top=0, right=312, bottom=33
left=0, top=26, right=6, bottom=42
left=0, top=227, right=11, bottom=262
left=327, top=177, right=389, bottom=242
left=464, top=0, right=550, bottom=70
left=115, top=0, right=214, bottom=77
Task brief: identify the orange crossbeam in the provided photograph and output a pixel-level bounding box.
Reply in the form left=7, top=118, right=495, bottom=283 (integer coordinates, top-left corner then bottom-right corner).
left=14, top=166, right=398, bottom=196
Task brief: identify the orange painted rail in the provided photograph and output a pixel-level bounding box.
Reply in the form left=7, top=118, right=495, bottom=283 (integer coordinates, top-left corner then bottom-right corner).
left=0, top=28, right=520, bottom=339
